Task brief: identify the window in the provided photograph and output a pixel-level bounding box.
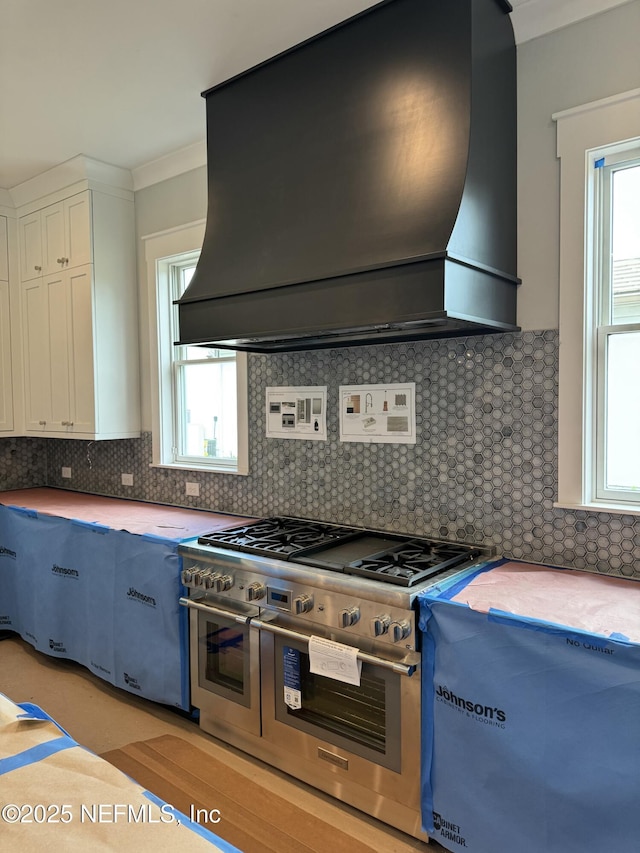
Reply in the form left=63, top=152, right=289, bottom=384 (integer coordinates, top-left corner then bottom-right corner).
left=144, top=221, right=248, bottom=474
left=554, top=89, right=640, bottom=513
left=592, top=155, right=640, bottom=502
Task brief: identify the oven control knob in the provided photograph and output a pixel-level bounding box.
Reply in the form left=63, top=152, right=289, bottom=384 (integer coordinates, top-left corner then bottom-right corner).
left=204, top=571, right=221, bottom=590
left=216, top=574, right=234, bottom=592
left=293, top=594, right=313, bottom=614
left=339, top=606, right=360, bottom=628
left=192, top=569, right=207, bottom=586
left=181, top=568, right=195, bottom=586
left=371, top=615, right=391, bottom=637
left=247, top=581, right=266, bottom=601
left=390, top=620, right=412, bottom=643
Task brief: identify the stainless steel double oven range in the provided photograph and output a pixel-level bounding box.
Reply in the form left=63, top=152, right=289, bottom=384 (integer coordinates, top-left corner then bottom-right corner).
left=179, top=517, right=491, bottom=840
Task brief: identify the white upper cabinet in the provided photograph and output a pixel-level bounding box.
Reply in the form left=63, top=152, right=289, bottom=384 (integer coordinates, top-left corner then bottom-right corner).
left=17, top=176, right=140, bottom=441
left=0, top=216, right=14, bottom=432
left=19, top=191, right=92, bottom=280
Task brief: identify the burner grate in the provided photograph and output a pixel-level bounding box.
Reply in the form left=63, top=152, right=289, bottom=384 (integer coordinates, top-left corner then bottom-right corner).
left=196, top=517, right=485, bottom=585
left=198, top=517, right=357, bottom=558
left=348, top=541, right=482, bottom=587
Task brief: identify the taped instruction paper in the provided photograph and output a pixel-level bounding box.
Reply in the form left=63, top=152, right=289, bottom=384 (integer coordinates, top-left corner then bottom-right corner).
left=309, top=636, right=362, bottom=686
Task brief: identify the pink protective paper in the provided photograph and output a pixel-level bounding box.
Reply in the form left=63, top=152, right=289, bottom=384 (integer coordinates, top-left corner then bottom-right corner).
left=451, top=561, right=640, bottom=642
left=0, top=487, right=256, bottom=540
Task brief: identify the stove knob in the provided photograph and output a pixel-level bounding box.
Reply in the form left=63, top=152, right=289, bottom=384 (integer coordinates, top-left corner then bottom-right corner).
left=192, top=570, right=207, bottom=587
left=371, top=615, right=391, bottom=637
left=247, top=581, right=266, bottom=601
left=339, top=606, right=360, bottom=628
left=216, top=574, right=234, bottom=592
left=390, top=620, right=412, bottom=643
left=293, top=594, right=313, bottom=614
left=204, top=572, right=221, bottom=590
left=181, top=568, right=194, bottom=586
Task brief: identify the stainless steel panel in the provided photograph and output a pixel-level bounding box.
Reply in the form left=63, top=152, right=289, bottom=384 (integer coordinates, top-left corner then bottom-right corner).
left=260, top=629, right=423, bottom=812
left=189, top=606, right=261, bottom=737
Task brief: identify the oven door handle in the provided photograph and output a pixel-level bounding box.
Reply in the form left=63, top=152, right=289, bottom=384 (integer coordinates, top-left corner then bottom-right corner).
left=250, top=617, right=417, bottom=677
left=179, top=596, right=253, bottom=625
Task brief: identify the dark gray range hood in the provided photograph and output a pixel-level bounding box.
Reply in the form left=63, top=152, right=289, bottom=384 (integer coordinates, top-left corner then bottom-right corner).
left=178, top=0, right=519, bottom=353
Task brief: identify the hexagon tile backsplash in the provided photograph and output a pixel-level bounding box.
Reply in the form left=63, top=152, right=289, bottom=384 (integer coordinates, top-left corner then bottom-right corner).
left=6, top=330, right=640, bottom=579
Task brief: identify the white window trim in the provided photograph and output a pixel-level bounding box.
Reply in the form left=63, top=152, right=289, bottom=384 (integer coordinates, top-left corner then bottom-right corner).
left=143, top=220, right=249, bottom=475
left=553, top=88, right=640, bottom=515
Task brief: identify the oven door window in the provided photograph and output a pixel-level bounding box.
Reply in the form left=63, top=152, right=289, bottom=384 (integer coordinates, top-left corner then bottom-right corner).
left=274, top=637, right=402, bottom=771
left=198, top=613, right=251, bottom=708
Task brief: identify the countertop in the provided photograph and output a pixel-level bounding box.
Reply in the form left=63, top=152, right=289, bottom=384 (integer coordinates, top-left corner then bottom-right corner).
left=0, top=487, right=257, bottom=542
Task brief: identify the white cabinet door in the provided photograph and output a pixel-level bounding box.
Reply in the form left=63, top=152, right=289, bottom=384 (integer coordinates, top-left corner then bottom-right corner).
left=1, top=216, right=16, bottom=432
left=41, top=202, right=65, bottom=275
left=64, top=193, right=92, bottom=269
left=22, top=266, right=95, bottom=435
left=18, top=212, right=43, bottom=281
left=0, top=280, right=13, bottom=431
left=45, top=271, right=73, bottom=431
left=0, top=216, right=8, bottom=280
left=21, top=278, right=52, bottom=430
left=67, top=265, right=95, bottom=434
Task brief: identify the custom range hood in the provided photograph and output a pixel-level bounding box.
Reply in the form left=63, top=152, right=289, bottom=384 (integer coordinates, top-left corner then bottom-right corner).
left=178, top=0, right=519, bottom=353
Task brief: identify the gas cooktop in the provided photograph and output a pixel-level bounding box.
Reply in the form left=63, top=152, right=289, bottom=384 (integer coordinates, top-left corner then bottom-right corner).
left=198, top=517, right=356, bottom=557
left=197, top=516, right=485, bottom=588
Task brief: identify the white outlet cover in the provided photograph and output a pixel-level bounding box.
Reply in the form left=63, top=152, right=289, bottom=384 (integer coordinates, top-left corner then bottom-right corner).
left=185, top=482, right=200, bottom=496
left=61, top=467, right=72, bottom=478
left=121, top=473, right=134, bottom=486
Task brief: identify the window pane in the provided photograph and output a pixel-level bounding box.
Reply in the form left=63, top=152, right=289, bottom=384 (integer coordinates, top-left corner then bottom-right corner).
left=182, top=346, right=233, bottom=362
left=179, top=361, right=238, bottom=461
left=611, top=165, right=640, bottom=324
left=604, top=331, right=640, bottom=492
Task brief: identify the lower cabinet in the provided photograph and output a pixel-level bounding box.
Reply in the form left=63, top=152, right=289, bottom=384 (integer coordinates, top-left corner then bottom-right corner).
left=0, top=501, right=189, bottom=711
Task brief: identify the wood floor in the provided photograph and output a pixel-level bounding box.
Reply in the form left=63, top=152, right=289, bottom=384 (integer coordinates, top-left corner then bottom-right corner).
left=0, top=637, right=439, bottom=852
left=102, top=734, right=385, bottom=853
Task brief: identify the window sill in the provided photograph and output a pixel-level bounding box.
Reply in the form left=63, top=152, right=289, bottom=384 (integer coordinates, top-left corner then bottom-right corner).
left=149, top=462, right=249, bottom=477
left=553, top=501, right=640, bottom=518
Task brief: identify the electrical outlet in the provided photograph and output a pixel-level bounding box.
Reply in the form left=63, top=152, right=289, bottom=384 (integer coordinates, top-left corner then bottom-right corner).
left=185, top=482, right=200, bottom=497
left=61, top=467, right=72, bottom=479
left=121, top=473, right=134, bottom=486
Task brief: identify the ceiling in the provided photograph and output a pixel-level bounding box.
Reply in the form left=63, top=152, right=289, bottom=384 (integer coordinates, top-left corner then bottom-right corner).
left=0, top=0, right=633, bottom=192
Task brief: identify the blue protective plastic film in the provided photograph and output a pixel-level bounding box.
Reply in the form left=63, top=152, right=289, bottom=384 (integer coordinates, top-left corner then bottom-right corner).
left=0, top=504, right=189, bottom=710
left=418, top=566, right=640, bottom=853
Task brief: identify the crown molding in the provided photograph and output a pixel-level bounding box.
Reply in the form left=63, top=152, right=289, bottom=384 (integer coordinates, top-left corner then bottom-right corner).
left=132, top=140, right=207, bottom=191
left=511, top=0, right=634, bottom=44
left=10, top=155, right=133, bottom=209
